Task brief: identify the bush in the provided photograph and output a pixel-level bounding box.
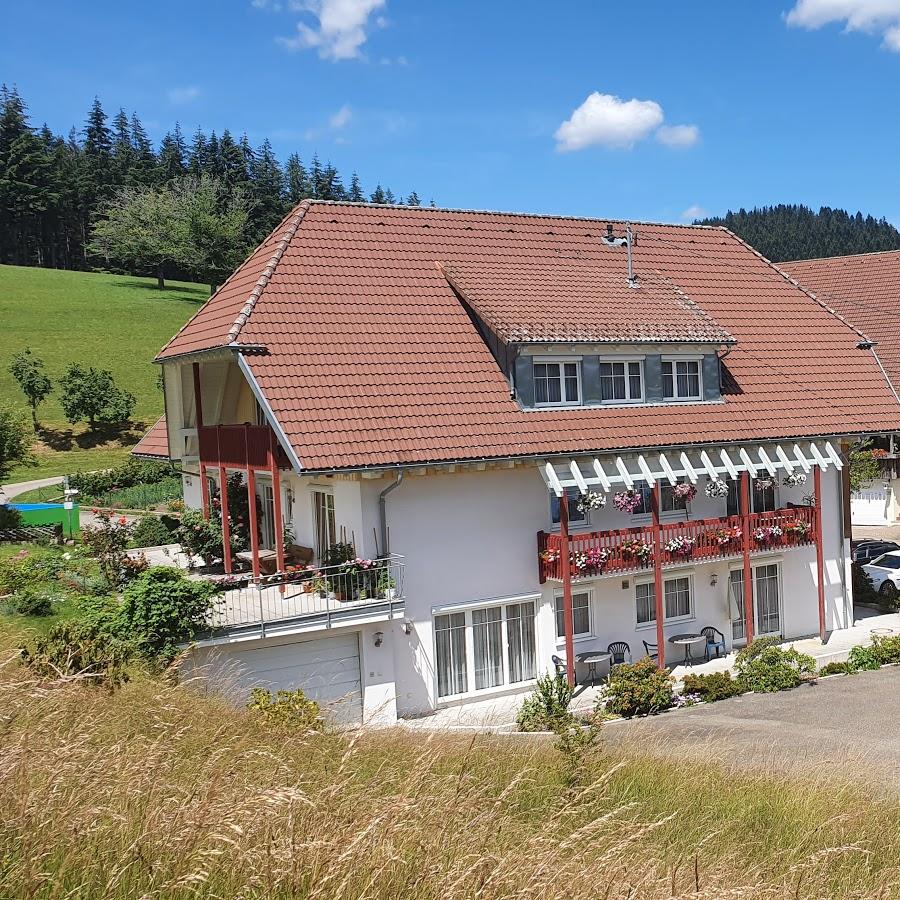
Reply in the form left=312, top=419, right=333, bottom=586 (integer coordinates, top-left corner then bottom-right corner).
left=873, top=634, right=900, bottom=664
left=21, top=620, right=132, bottom=690
left=247, top=687, right=324, bottom=732
left=80, top=509, right=137, bottom=588
left=818, top=661, right=854, bottom=676
left=119, top=567, right=221, bottom=662
left=603, top=657, right=674, bottom=717
left=681, top=671, right=745, bottom=702
left=516, top=673, right=575, bottom=732
left=69, top=460, right=173, bottom=498
left=0, top=504, right=22, bottom=529
left=177, top=508, right=241, bottom=567
left=852, top=562, right=880, bottom=607
left=90, top=477, right=183, bottom=510
left=9, top=588, right=55, bottom=617
left=847, top=644, right=880, bottom=671
left=130, top=514, right=177, bottom=548
left=735, top=642, right=816, bottom=692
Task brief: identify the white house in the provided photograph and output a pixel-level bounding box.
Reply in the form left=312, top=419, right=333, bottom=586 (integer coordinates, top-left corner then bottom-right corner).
left=134, top=201, right=900, bottom=725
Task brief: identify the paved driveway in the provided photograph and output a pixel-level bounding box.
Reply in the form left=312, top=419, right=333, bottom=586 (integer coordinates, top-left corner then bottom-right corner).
left=613, top=666, right=900, bottom=787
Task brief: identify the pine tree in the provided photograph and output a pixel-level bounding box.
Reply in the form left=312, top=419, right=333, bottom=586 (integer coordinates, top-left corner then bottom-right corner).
left=249, top=138, right=285, bottom=239
left=219, top=129, right=248, bottom=191
left=309, top=153, right=325, bottom=199
left=284, top=152, right=310, bottom=203
left=130, top=112, right=156, bottom=185
left=112, top=108, right=135, bottom=185
left=188, top=127, right=207, bottom=177
left=406, top=191, right=420, bottom=206
left=348, top=172, right=365, bottom=202
left=158, top=124, right=187, bottom=181
left=370, top=183, right=386, bottom=204
left=384, top=187, right=396, bottom=204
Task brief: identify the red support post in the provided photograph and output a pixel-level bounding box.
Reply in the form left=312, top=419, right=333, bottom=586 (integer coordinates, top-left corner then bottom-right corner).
left=270, top=429, right=285, bottom=575
left=814, top=466, right=827, bottom=642
left=739, top=471, right=754, bottom=646
left=219, top=464, right=232, bottom=574
left=245, top=426, right=260, bottom=580
left=651, top=483, right=665, bottom=668
left=559, top=492, right=576, bottom=688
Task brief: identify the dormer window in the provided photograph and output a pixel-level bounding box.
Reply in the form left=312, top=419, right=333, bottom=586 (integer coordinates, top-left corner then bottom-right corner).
left=662, top=358, right=702, bottom=401
left=600, top=359, right=643, bottom=403
left=533, top=359, right=581, bottom=406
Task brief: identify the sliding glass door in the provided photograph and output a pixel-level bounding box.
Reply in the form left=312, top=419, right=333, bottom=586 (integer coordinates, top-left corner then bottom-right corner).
left=729, top=563, right=782, bottom=642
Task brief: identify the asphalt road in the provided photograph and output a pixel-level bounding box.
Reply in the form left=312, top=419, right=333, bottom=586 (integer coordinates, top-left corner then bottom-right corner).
left=613, top=666, right=900, bottom=787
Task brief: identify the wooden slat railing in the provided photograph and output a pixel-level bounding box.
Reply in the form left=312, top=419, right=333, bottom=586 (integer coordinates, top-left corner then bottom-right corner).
left=537, top=504, right=816, bottom=583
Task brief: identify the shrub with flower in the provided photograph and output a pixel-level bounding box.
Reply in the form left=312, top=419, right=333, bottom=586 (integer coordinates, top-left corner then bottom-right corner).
left=872, top=448, right=889, bottom=459
left=754, top=477, right=775, bottom=491
left=672, top=483, right=697, bottom=502
left=664, top=536, right=695, bottom=558
left=81, top=509, right=141, bottom=588
left=705, top=478, right=729, bottom=499
left=613, top=489, right=643, bottom=513
left=619, top=538, right=653, bottom=561
left=783, top=472, right=807, bottom=487
left=539, top=548, right=560, bottom=565
left=576, top=491, right=606, bottom=514
left=783, top=518, right=811, bottom=539
left=571, top=547, right=610, bottom=575
left=752, top=524, right=783, bottom=545
left=710, top=525, right=742, bottom=546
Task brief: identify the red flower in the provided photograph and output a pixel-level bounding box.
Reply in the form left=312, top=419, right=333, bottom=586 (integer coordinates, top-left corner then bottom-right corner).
left=118, top=517, right=127, bottom=525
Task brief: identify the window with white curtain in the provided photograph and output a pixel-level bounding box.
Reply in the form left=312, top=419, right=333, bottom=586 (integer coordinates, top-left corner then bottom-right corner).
left=662, top=359, right=702, bottom=400
left=554, top=591, right=591, bottom=639
left=434, top=600, right=537, bottom=700
left=664, top=576, right=692, bottom=620
left=636, top=576, right=694, bottom=626
left=312, top=489, right=336, bottom=562
left=533, top=360, right=581, bottom=406
left=599, top=359, right=643, bottom=402
left=636, top=582, right=656, bottom=625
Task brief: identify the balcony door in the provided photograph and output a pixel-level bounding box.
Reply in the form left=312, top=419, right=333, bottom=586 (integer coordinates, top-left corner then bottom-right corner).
left=312, top=489, right=336, bottom=562
left=729, top=563, right=782, bottom=643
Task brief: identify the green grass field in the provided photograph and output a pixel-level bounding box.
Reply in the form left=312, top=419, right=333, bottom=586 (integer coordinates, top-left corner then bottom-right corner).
left=1, top=265, right=203, bottom=481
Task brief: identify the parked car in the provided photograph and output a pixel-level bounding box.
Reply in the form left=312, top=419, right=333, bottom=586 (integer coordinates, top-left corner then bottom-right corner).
left=861, top=552, right=900, bottom=601
left=852, top=540, right=900, bottom=564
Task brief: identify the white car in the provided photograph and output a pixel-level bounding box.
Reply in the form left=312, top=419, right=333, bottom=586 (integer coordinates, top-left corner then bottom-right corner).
left=862, top=552, right=900, bottom=601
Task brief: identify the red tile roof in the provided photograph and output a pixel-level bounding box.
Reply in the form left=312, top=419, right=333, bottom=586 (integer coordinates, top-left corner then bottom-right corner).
left=131, top=416, right=169, bottom=459
left=782, top=251, right=900, bottom=400
left=441, top=258, right=734, bottom=344
left=155, top=202, right=900, bottom=471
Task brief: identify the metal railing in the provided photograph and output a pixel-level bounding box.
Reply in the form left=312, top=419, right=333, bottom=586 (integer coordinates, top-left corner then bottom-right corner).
left=206, top=554, right=406, bottom=634
left=537, top=505, right=817, bottom=582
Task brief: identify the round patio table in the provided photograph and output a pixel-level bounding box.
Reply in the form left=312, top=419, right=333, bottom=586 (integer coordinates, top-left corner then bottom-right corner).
left=668, top=633, right=706, bottom=666
left=575, top=651, right=612, bottom=687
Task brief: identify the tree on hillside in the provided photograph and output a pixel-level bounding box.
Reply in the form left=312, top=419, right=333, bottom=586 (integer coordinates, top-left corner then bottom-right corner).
left=58, top=364, right=136, bottom=431
left=172, top=174, right=251, bottom=292
left=89, top=183, right=186, bottom=288
left=0, top=403, right=31, bottom=481
left=8, top=349, right=51, bottom=426
left=697, top=204, right=900, bottom=262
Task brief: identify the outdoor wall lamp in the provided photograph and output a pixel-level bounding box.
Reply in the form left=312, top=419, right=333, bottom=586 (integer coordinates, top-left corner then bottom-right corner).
left=401, top=619, right=412, bottom=635
left=373, top=631, right=384, bottom=647
left=710, top=572, right=719, bottom=587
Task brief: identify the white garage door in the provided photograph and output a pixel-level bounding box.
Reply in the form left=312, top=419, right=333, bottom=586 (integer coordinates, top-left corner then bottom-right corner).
left=851, top=480, right=890, bottom=526
left=232, top=632, right=362, bottom=724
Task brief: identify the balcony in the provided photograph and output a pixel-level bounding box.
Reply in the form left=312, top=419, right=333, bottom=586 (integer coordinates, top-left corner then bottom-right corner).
left=197, top=424, right=291, bottom=470
left=537, top=505, right=817, bottom=583
left=201, top=555, right=406, bottom=640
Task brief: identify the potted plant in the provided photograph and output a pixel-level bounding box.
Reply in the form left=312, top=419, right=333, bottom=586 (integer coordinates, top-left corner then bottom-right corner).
left=705, top=478, right=729, bottom=499
left=613, top=489, right=643, bottom=514
left=620, top=538, right=653, bottom=562
left=752, top=524, right=783, bottom=546
left=709, top=525, right=742, bottom=547
left=783, top=472, right=807, bottom=487
left=672, top=483, right=697, bottom=503
left=576, top=491, right=606, bottom=514
left=664, top=535, right=695, bottom=558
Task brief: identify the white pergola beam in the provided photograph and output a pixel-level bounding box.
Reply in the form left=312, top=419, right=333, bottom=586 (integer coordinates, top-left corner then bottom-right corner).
left=824, top=441, right=844, bottom=470
left=679, top=451, right=698, bottom=484
left=738, top=448, right=758, bottom=477
left=615, top=456, right=635, bottom=489
left=775, top=445, right=795, bottom=474
left=569, top=460, right=588, bottom=494
left=637, top=455, right=656, bottom=486
left=544, top=461, right=564, bottom=497
left=719, top=448, right=739, bottom=480
left=699, top=450, right=720, bottom=481
left=757, top=446, right=778, bottom=477
left=592, top=459, right=612, bottom=492
left=792, top=444, right=812, bottom=473
left=809, top=442, right=830, bottom=470
left=658, top=453, right=678, bottom=485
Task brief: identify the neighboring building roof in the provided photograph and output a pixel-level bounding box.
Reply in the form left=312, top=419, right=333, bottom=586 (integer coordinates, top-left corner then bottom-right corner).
left=782, top=250, right=900, bottom=399
left=131, top=416, right=169, bottom=460
left=440, top=258, right=734, bottom=344
left=154, top=202, right=900, bottom=472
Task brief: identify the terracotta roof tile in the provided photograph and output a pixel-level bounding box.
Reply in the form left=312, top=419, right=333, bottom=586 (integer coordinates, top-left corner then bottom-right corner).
left=131, top=416, right=169, bottom=459
left=154, top=203, right=900, bottom=470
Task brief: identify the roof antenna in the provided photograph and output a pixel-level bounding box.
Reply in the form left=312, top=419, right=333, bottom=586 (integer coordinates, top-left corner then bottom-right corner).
left=602, top=223, right=638, bottom=288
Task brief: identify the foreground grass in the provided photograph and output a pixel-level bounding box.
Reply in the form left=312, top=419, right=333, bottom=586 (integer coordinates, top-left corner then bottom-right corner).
left=2, top=264, right=202, bottom=480
left=2, top=626, right=900, bottom=898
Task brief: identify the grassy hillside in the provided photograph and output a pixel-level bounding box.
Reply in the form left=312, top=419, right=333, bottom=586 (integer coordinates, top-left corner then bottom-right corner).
left=2, top=626, right=900, bottom=898
left=1, top=265, right=204, bottom=480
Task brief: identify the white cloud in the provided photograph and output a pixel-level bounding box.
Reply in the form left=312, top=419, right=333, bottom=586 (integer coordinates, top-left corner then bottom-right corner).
left=554, top=92, right=664, bottom=151
left=277, top=0, right=386, bottom=60
left=167, top=86, right=201, bottom=105
left=656, top=123, right=700, bottom=148
left=681, top=204, right=709, bottom=221
left=785, top=0, right=900, bottom=50
left=328, top=104, right=352, bottom=128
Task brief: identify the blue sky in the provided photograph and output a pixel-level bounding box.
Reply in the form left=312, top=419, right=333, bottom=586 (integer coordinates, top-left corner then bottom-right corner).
left=4, top=0, right=900, bottom=223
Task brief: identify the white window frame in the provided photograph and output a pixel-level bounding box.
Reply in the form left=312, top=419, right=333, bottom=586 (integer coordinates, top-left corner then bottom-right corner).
left=630, top=483, right=687, bottom=525
left=533, top=357, right=582, bottom=407
left=661, top=355, right=704, bottom=401
left=728, top=558, right=783, bottom=643
left=598, top=356, right=644, bottom=404
left=634, top=573, right=696, bottom=630
left=433, top=599, right=539, bottom=702
left=311, top=487, right=336, bottom=563
left=553, top=589, right=593, bottom=642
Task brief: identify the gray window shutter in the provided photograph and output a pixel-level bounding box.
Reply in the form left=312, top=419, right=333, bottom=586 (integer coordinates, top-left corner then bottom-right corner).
left=644, top=355, right=663, bottom=402
left=702, top=354, right=721, bottom=400
left=514, top=354, right=535, bottom=407
left=581, top=357, right=601, bottom=405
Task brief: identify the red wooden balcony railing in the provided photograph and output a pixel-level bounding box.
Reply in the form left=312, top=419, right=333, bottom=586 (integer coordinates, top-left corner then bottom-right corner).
left=537, top=505, right=817, bottom=583
left=197, top=424, right=291, bottom=470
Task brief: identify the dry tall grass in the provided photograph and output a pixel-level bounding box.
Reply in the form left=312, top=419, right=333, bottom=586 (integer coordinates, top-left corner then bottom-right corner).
left=2, top=634, right=900, bottom=899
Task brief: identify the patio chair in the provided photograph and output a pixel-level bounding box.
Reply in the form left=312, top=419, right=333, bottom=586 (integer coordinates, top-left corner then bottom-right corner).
left=642, top=640, right=658, bottom=661
left=607, top=641, right=631, bottom=665
left=700, top=626, right=727, bottom=660
left=551, top=654, right=567, bottom=676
